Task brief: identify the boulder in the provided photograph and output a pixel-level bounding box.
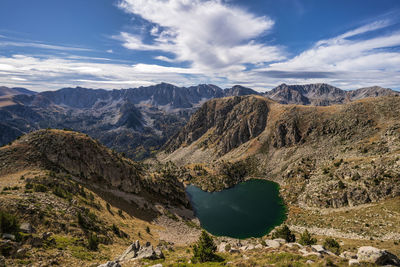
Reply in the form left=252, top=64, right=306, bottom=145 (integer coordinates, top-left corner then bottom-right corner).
left=117, top=240, right=140, bottom=261
left=2, top=234, right=15, bottom=241
left=20, top=222, right=35, bottom=234
left=311, top=245, right=325, bottom=253
left=154, top=247, right=164, bottom=259
left=136, top=244, right=157, bottom=259
left=357, top=246, right=400, bottom=266
left=311, top=244, right=335, bottom=256
left=246, top=244, right=255, bottom=250
left=217, top=242, right=227, bottom=253
left=149, top=264, right=163, bottom=267
left=348, top=259, right=360, bottom=266
left=97, top=261, right=121, bottom=267
left=306, top=260, right=314, bottom=264
left=265, top=240, right=281, bottom=248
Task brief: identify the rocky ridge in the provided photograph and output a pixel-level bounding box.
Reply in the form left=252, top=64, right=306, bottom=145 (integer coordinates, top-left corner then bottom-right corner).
left=264, top=83, right=399, bottom=106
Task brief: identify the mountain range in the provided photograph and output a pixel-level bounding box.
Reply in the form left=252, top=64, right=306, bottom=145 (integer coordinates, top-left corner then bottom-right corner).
left=0, top=82, right=398, bottom=160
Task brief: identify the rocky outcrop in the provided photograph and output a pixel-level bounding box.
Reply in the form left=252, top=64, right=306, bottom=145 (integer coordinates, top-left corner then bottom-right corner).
left=357, top=246, right=400, bottom=265
left=117, top=240, right=164, bottom=262
left=164, top=95, right=270, bottom=154
left=265, top=83, right=399, bottom=106
left=0, top=129, right=189, bottom=206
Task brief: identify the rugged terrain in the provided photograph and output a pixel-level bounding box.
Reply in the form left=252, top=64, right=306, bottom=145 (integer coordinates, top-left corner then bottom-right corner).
left=264, top=83, right=399, bottom=106
left=0, top=83, right=258, bottom=160
left=159, top=95, right=400, bottom=242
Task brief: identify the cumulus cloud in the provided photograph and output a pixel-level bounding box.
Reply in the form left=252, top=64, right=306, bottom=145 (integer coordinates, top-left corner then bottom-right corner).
left=117, top=0, right=284, bottom=72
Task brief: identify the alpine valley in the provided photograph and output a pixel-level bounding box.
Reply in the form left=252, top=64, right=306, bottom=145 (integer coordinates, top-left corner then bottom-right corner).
left=1, top=83, right=400, bottom=267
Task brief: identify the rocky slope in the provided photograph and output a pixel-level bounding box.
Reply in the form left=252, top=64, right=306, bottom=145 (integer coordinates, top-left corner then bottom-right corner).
left=0, top=129, right=188, bottom=207
left=264, top=83, right=399, bottom=106
left=160, top=95, right=400, bottom=210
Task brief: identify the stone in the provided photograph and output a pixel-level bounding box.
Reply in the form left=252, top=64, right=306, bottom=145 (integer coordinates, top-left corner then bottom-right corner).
left=311, top=245, right=325, bottom=253
left=357, top=246, right=400, bottom=265
left=136, top=242, right=164, bottom=260
left=117, top=240, right=140, bottom=261
left=348, top=259, right=360, bottom=266
left=149, top=264, right=163, bottom=267
left=154, top=247, right=164, bottom=259
left=20, top=222, right=35, bottom=234
left=340, top=251, right=357, bottom=260
left=265, top=240, right=281, bottom=248
left=217, top=242, right=227, bottom=253
left=2, top=233, right=15, bottom=241
left=97, top=261, right=121, bottom=267
left=246, top=244, right=255, bottom=250
left=306, top=260, right=314, bottom=264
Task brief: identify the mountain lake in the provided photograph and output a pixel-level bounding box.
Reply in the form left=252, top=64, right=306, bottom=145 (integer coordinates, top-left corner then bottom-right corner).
left=185, top=179, right=287, bottom=239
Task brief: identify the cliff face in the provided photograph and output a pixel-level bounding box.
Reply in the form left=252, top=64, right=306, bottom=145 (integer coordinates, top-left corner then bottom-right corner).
left=164, top=96, right=270, bottom=154
left=161, top=96, right=400, bottom=209
left=0, top=129, right=188, bottom=206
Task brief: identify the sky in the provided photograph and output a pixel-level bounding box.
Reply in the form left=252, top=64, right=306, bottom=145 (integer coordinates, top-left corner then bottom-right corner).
left=0, top=0, right=399, bottom=92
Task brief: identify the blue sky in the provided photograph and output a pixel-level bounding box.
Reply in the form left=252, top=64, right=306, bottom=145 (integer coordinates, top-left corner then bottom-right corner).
left=0, top=0, right=399, bottom=91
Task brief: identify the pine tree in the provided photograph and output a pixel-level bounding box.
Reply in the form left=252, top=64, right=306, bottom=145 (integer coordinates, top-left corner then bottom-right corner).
left=192, top=230, right=217, bottom=263
left=299, top=229, right=317, bottom=245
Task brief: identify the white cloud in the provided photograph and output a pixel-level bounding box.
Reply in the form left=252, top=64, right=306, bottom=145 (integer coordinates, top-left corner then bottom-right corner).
left=0, top=54, right=207, bottom=91
left=117, top=0, right=284, bottom=72
left=0, top=40, right=92, bottom=52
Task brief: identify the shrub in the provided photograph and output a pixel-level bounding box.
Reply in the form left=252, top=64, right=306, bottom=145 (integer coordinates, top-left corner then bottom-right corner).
left=146, top=226, right=150, bottom=234
left=272, top=225, right=296, bottom=242
left=298, top=229, right=317, bottom=246
left=33, top=183, right=48, bottom=192
left=224, top=243, right=231, bottom=252
left=323, top=237, right=340, bottom=255
left=0, top=210, right=19, bottom=234
left=87, top=233, right=99, bottom=251
left=192, top=231, right=218, bottom=263
left=338, top=180, right=346, bottom=189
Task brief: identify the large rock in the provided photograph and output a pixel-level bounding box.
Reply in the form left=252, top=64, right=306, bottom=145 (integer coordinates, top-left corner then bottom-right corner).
left=97, top=261, right=121, bottom=267
left=118, top=241, right=164, bottom=262
left=136, top=242, right=160, bottom=260
left=357, top=246, right=400, bottom=266
left=217, top=242, right=227, bottom=253
left=265, top=240, right=281, bottom=248
left=1, top=234, right=15, bottom=241
left=117, top=240, right=140, bottom=261
left=20, top=222, right=35, bottom=234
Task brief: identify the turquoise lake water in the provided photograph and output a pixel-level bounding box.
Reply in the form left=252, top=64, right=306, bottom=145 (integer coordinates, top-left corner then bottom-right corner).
left=185, top=179, right=287, bottom=239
